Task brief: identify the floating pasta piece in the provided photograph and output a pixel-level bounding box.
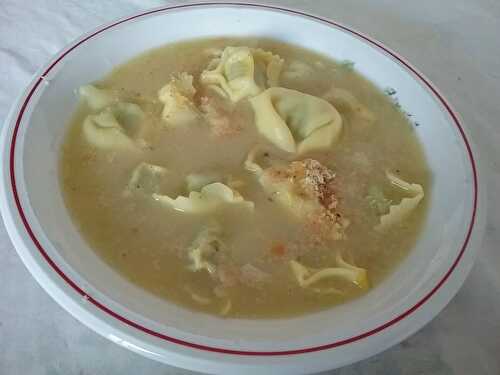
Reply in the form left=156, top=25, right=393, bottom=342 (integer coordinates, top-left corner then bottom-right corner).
left=243, top=144, right=291, bottom=175
left=158, top=72, right=199, bottom=127
left=290, top=252, right=368, bottom=291
left=243, top=144, right=268, bottom=175
left=250, top=87, right=342, bottom=154
left=281, top=60, right=314, bottom=81
left=323, top=86, right=376, bottom=123
left=153, top=182, right=254, bottom=214
left=125, top=162, right=169, bottom=196
left=201, top=47, right=259, bottom=102
left=246, top=150, right=331, bottom=215
left=78, top=84, right=115, bottom=111
left=186, top=225, right=239, bottom=315
left=200, top=46, right=283, bottom=102
left=187, top=224, right=223, bottom=275
left=219, top=299, right=232, bottom=316
left=258, top=162, right=321, bottom=218
left=82, top=102, right=144, bottom=150
left=375, top=171, right=424, bottom=232
left=184, top=285, right=212, bottom=305
left=186, top=172, right=224, bottom=192
left=252, top=48, right=283, bottom=88
left=245, top=149, right=348, bottom=240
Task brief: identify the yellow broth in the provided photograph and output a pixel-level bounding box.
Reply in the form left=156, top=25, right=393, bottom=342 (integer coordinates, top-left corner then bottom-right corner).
left=60, top=38, right=430, bottom=318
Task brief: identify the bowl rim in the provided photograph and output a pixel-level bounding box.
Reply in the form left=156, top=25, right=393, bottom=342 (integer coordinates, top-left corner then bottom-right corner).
left=2, top=1, right=478, bottom=357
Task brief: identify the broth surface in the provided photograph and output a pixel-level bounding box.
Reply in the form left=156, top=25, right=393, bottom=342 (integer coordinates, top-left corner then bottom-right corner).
left=61, top=38, right=430, bottom=318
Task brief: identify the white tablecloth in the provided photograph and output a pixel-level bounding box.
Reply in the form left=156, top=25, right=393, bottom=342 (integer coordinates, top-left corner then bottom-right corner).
left=1, top=1, right=499, bottom=374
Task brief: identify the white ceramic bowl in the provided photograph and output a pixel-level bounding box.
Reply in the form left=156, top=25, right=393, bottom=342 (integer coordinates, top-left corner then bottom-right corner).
left=0, top=3, right=485, bottom=374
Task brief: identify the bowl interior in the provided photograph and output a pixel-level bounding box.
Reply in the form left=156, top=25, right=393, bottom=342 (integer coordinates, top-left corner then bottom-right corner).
left=12, top=5, right=474, bottom=351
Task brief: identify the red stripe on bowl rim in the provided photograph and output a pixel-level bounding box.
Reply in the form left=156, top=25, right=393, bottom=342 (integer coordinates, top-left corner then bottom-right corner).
left=8, top=2, right=478, bottom=356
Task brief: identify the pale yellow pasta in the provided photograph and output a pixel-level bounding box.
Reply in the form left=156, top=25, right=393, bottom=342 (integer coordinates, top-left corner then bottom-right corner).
left=250, top=87, right=342, bottom=154
left=252, top=48, right=283, bottom=87
left=245, top=149, right=348, bottom=240
left=125, top=162, right=168, bottom=196
left=82, top=102, right=144, bottom=150
left=158, top=72, right=199, bottom=127
left=323, top=86, right=376, bottom=123
left=375, top=171, right=425, bottom=232
left=185, top=172, right=223, bottom=192
left=282, top=60, right=314, bottom=81
left=290, top=252, right=368, bottom=291
left=187, top=224, right=222, bottom=274
left=153, top=182, right=254, bottom=214
left=78, top=84, right=115, bottom=111
left=200, top=46, right=283, bottom=102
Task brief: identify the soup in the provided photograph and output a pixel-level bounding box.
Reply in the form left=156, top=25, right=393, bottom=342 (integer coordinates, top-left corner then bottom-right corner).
left=60, top=38, right=430, bottom=318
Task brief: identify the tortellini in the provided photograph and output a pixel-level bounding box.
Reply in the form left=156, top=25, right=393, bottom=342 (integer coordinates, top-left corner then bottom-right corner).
left=252, top=48, right=283, bottom=88
left=158, top=72, right=199, bottom=127
left=125, top=162, right=168, bottom=196
left=250, top=87, right=343, bottom=155
left=82, top=102, right=145, bottom=151
left=200, top=46, right=283, bottom=102
left=186, top=172, right=223, bottom=192
left=185, top=225, right=234, bottom=315
left=323, top=86, right=376, bottom=124
left=187, top=224, right=223, bottom=275
left=375, top=171, right=424, bottom=232
left=281, top=60, right=314, bottom=81
left=78, top=84, right=115, bottom=111
left=153, top=182, right=254, bottom=214
left=290, top=252, right=369, bottom=292
left=245, top=148, right=348, bottom=240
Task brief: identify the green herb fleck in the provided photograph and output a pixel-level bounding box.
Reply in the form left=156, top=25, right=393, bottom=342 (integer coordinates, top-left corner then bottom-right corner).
left=384, top=87, right=397, bottom=96
left=339, top=60, right=355, bottom=70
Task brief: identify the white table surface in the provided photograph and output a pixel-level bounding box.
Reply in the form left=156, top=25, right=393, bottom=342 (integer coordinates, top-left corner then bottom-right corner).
left=1, top=1, right=499, bottom=374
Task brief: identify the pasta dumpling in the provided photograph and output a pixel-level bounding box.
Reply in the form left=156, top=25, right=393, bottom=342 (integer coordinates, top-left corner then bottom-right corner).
left=245, top=148, right=348, bottom=240
left=82, top=102, right=144, bottom=150
left=252, top=48, right=283, bottom=88
left=186, top=172, right=224, bottom=192
left=187, top=223, right=224, bottom=275
left=158, top=72, right=199, bottom=127
left=290, top=252, right=368, bottom=292
left=250, top=87, right=342, bottom=154
left=323, top=86, right=375, bottom=124
left=125, top=162, right=169, bottom=196
left=153, top=182, right=254, bottom=214
left=78, top=84, right=115, bottom=111
left=282, top=60, right=314, bottom=81
left=186, top=224, right=234, bottom=315
left=375, top=171, right=424, bottom=232
left=200, top=46, right=283, bottom=102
